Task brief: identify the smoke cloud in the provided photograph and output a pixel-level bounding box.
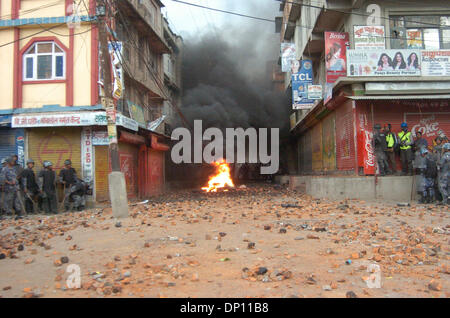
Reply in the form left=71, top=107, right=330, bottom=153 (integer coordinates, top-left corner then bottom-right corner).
left=175, top=1, right=290, bottom=136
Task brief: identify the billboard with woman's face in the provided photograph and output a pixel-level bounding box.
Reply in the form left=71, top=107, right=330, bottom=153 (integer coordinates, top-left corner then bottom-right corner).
left=347, top=49, right=421, bottom=76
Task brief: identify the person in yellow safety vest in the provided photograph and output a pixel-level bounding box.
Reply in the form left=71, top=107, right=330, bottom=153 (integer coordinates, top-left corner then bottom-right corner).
left=398, top=122, right=415, bottom=176
left=384, top=123, right=397, bottom=174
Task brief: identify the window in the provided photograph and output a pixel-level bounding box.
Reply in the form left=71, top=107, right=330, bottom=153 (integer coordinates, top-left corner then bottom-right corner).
left=390, top=15, right=450, bottom=50
left=23, top=42, right=65, bottom=81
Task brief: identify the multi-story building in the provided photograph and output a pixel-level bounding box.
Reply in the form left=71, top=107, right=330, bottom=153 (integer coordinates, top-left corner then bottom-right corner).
left=162, top=16, right=182, bottom=133
left=0, top=0, right=175, bottom=204
left=277, top=0, right=450, bottom=176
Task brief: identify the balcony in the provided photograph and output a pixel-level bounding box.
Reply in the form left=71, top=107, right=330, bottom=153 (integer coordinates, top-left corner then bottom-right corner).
left=120, top=0, right=170, bottom=54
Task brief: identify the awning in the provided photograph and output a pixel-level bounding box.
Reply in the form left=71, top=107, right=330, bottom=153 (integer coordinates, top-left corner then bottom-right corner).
left=347, top=94, right=450, bottom=100
left=0, top=114, right=12, bottom=126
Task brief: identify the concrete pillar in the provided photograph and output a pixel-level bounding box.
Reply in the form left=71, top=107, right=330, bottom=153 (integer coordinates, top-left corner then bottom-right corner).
left=108, top=171, right=129, bottom=218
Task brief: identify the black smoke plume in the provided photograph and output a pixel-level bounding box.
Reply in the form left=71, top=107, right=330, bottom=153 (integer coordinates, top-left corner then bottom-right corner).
left=176, top=4, right=289, bottom=136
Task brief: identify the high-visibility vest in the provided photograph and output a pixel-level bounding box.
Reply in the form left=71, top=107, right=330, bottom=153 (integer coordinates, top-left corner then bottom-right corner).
left=398, top=131, right=412, bottom=150
left=386, top=133, right=395, bottom=148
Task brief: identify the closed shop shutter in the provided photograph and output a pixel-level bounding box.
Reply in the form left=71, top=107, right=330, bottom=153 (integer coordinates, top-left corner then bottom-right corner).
left=304, top=129, right=312, bottom=173
left=312, top=122, right=323, bottom=171
left=336, top=100, right=356, bottom=171
left=94, top=145, right=109, bottom=202
left=28, top=127, right=82, bottom=173
left=118, top=142, right=139, bottom=198
left=0, top=129, right=16, bottom=161
left=322, top=113, right=336, bottom=171
left=148, top=149, right=164, bottom=196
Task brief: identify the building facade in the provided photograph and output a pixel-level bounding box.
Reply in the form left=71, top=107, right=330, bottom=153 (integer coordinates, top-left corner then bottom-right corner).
left=277, top=0, right=450, bottom=175
left=0, top=0, right=178, bottom=203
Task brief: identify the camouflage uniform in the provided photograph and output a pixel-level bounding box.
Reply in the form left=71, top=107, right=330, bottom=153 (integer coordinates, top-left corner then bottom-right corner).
left=0, top=166, right=23, bottom=215
left=69, top=179, right=86, bottom=211
left=437, top=151, right=450, bottom=204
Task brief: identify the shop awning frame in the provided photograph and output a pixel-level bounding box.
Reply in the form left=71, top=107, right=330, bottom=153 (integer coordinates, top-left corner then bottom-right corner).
left=347, top=94, right=450, bottom=100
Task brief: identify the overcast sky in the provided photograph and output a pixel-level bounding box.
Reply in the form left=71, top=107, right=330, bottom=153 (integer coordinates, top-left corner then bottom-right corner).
left=161, top=0, right=280, bottom=38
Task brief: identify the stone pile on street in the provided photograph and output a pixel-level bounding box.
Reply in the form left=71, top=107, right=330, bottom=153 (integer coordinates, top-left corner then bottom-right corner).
left=0, top=184, right=448, bottom=298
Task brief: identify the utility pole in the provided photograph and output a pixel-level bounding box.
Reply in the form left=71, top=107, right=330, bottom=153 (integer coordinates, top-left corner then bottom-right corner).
left=97, top=0, right=129, bottom=218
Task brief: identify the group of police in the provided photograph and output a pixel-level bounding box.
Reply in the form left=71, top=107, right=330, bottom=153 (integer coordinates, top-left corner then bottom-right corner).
left=0, top=157, right=87, bottom=218
left=373, top=122, right=450, bottom=205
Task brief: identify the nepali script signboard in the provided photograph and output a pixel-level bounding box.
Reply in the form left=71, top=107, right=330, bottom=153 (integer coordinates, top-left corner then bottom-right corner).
left=12, top=112, right=107, bottom=128
left=421, top=50, right=450, bottom=76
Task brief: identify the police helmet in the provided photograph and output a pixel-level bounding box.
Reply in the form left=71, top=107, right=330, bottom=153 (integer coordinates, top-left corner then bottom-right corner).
left=43, top=161, right=53, bottom=168
left=374, top=124, right=381, bottom=130
left=420, top=148, right=429, bottom=155
left=27, top=159, right=35, bottom=164
left=443, top=143, right=450, bottom=151
left=5, top=157, right=14, bottom=164
left=401, top=122, right=408, bottom=128
left=64, top=159, right=72, bottom=166
left=1, top=158, right=6, bottom=164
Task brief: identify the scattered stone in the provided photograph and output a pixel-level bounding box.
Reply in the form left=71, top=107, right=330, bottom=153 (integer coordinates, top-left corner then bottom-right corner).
left=346, top=291, right=358, bottom=298
left=60, top=256, right=69, bottom=264
left=264, top=225, right=271, bottom=231
left=256, top=267, right=268, bottom=275
left=279, top=228, right=287, bottom=234
left=247, top=242, right=255, bottom=249
left=428, top=281, right=442, bottom=291
left=115, top=222, right=122, bottom=228
left=322, top=285, right=332, bottom=291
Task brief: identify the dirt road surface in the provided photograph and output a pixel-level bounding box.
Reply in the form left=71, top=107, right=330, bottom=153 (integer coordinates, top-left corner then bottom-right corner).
left=0, top=184, right=448, bottom=298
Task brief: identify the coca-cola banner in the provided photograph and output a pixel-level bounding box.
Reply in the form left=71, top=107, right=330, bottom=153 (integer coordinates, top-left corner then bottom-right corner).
left=406, top=113, right=449, bottom=145
left=357, top=107, right=375, bottom=175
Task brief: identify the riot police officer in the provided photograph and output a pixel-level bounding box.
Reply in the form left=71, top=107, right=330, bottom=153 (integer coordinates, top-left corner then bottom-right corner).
left=417, top=148, right=437, bottom=204
left=1, top=157, right=24, bottom=217
left=373, top=124, right=390, bottom=176
left=38, top=161, right=58, bottom=214
left=59, top=159, right=77, bottom=211
left=21, top=159, right=39, bottom=214
left=437, top=143, right=450, bottom=205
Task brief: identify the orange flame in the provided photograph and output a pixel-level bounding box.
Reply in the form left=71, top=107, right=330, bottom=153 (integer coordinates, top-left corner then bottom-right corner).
left=201, top=161, right=234, bottom=192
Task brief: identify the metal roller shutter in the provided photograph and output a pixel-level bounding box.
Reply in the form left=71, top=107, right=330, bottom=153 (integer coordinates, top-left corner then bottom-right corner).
left=28, top=127, right=82, bottom=173
left=322, top=113, right=336, bottom=171
left=94, top=145, right=109, bottom=202
left=312, top=122, right=323, bottom=172
left=0, top=129, right=16, bottom=161
left=118, top=142, right=139, bottom=199
left=148, top=149, right=164, bottom=196
left=336, top=100, right=356, bottom=171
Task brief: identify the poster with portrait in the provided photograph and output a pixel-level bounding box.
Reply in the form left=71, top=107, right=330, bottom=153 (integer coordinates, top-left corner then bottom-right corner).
left=291, top=59, right=314, bottom=109
left=347, top=49, right=421, bottom=76
left=281, top=43, right=296, bottom=73
left=325, top=32, right=349, bottom=103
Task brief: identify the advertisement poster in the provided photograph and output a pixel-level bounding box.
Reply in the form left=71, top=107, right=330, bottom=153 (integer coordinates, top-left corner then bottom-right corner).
left=353, top=26, right=385, bottom=50
left=421, top=50, right=450, bottom=76
left=406, top=113, right=449, bottom=145
left=128, top=101, right=147, bottom=127
left=307, top=85, right=323, bottom=100
left=108, top=41, right=124, bottom=100
left=291, top=59, right=314, bottom=109
left=347, top=49, right=421, bottom=76
left=407, top=30, right=423, bottom=49
left=281, top=42, right=296, bottom=73
left=81, top=127, right=94, bottom=184
left=325, top=32, right=349, bottom=82
left=325, top=32, right=349, bottom=104
left=92, top=130, right=109, bottom=146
